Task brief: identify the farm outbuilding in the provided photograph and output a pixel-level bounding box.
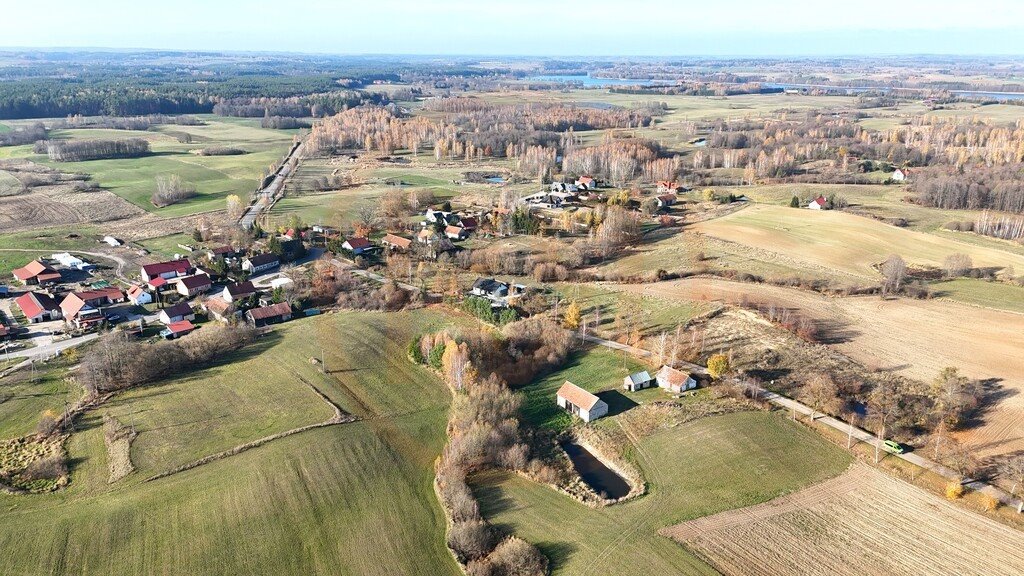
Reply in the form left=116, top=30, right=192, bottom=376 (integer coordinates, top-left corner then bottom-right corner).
left=623, top=370, right=653, bottom=392
left=556, top=381, right=608, bottom=423
left=656, top=365, right=697, bottom=393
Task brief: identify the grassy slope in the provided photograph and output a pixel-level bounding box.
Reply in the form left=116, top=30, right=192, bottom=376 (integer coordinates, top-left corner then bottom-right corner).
left=693, top=203, right=1024, bottom=279
left=931, top=278, right=1024, bottom=314
left=474, top=411, right=852, bottom=576
left=0, top=361, right=81, bottom=439
left=0, top=310, right=464, bottom=576
left=0, top=227, right=102, bottom=276
left=0, top=117, right=294, bottom=217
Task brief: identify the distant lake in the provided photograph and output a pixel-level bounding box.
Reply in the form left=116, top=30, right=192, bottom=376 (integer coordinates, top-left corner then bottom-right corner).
left=526, top=74, right=668, bottom=87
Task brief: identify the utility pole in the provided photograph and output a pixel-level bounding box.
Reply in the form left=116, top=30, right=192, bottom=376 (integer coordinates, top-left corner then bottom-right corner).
left=321, top=347, right=326, bottom=374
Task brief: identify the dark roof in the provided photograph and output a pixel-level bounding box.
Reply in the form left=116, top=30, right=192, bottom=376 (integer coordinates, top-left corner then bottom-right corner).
left=626, top=371, right=652, bottom=385
left=246, top=253, right=279, bottom=267
left=473, top=277, right=507, bottom=293
left=225, top=281, right=256, bottom=297
left=142, top=259, right=191, bottom=277
left=247, top=302, right=291, bottom=321
left=210, top=246, right=235, bottom=255
left=162, top=302, right=194, bottom=319
left=179, top=274, right=211, bottom=290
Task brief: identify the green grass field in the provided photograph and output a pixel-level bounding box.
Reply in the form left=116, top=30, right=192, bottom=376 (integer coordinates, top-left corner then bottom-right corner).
left=520, top=345, right=649, bottom=431
left=0, top=310, right=466, bottom=576
left=0, top=227, right=102, bottom=276
left=556, top=283, right=717, bottom=339
left=0, top=116, right=295, bottom=217
left=0, top=359, right=81, bottom=439
left=473, top=411, right=852, bottom=576
left=931, top=278, right=1024, bottom=314
left=137, top=232, right=204, bottom=260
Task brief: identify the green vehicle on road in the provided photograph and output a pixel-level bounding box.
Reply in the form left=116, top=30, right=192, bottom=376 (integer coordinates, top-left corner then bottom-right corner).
left=882, top=440, right=906, bottom=454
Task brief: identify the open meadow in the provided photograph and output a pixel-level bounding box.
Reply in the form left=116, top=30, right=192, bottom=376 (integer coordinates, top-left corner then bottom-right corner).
left=665, top=464, right=1024, bottom=576
left=473, top=411, right=852, bottom=576
left=0, top=310, right=466, bottom=576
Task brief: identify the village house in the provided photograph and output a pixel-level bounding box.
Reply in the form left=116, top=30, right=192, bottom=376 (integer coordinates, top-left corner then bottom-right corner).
left=12, top=260, right=62, bottom=286
left=656, top=194, right=677, bottom=208
left=242, top=253, right=280, bottom=274
left=424, top=208, right=457, bottom=226
left=342, top=237, right=372, bottom=255
left=807, top=195, right=828, bottom=210
left=445, top=225, right=469, bottom=241
left=657, top=181, right=683, bottom=193
left=656, top=365, right=697, bottom=393
left=202, top=297, right=237, bottom=322
left=575, top=175, right=598, bottom=191
left=458, top=216, right=479, bottom=231
left=158, top=302, right=195, bottom=325
left=59, top=288, right=123, bottom=329
left=381, top=233, right=412, bottom=251
left=222, top=280, right=257, bottom=302
left=126, top=284, right=152, bottom=305
left=471, top=277, right=509, bottom=301
left=417, top=228, right=437, bottom=244
left=161, top=320, right=196, bottom=340
left=556, top=381, right=608, bottom=423
left=207, top=246, right=237, bottom=260
left=891, top=168, right=908, bottom=182
left=550, top=181, right=579, bottom=193
left=245, top=301, right=292, bottom=327
left=14, top=292, right=61, bottom=323
left=622, top=370, right=654, bottom=392
left=176, top=274, right=212, bottom=297
left=141, top=259, right=192, bottom=282
left=102, top=235, right=122, bottom=247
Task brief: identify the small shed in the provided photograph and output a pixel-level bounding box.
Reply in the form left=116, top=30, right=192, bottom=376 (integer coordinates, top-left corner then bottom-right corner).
left=622, top=370, right=654, bottom=392
left=556, top=381, right=608, bottom=423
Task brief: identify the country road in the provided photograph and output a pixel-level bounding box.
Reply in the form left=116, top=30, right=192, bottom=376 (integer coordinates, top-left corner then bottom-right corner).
left=578, top=332, right=1024, bottom=511
left=239, top=139, right=304, bottom=229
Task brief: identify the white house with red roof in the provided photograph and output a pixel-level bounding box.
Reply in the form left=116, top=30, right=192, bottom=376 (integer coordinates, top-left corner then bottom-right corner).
left=126, top=284, right=152, bottom=305
left=807, top=195, right=828, bottom=210
left=14, top=292, right=61, bottom=323
left=556, top=381, right=608, bottom=423
left=656, top=365, right=697, bottom=393
left=342, top=237, right=372, bottom=255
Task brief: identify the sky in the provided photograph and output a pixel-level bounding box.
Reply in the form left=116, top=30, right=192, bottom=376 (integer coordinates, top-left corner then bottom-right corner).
left=6, top=0, right=1024, bottom=56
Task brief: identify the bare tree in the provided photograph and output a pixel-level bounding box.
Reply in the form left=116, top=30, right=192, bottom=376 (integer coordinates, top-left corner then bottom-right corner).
left=801, top=373, right=841, bottom=421
left=881, top=254, right=906, bottom=296
left=999, top=454, right=1024, bottom=500
left=867, top=374, right=907, bottom=463
left=943, top=253, right=973, bottom=278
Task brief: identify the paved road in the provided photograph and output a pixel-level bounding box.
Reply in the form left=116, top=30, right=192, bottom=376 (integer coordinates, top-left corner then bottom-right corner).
left=240, top=140, right=304, bottom=229
left=579, top=332, right=1024, bottom=511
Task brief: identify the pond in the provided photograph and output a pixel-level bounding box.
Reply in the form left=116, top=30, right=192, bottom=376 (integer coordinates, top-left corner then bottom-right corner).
left=485, top=176, right=506, bottom=184
left=562, top=441, right=631, bottom=500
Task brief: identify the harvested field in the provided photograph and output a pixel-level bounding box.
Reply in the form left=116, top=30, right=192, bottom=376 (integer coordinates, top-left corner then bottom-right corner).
left=0, top=185, right=143, bottom=233
left=664, top=464, right=1024, bottom=576
left=692, top=204, right=1024, bottom=279
left=616, top=278, right=1024, bottom=459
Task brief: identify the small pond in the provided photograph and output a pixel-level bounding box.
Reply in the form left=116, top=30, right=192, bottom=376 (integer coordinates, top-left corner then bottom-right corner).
left=562, top=441, right=631, bottom=500
left=485, top=176, right=506, bottom=184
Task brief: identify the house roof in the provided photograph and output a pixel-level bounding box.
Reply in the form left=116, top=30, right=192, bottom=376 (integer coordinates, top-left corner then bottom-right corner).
left=179, top=274, right=211, bottom=291
left=382, top=233, right=412, bottom=249
left=417, top=228, right=435, bottom=240
left=162, top=302, right=194, bottom=319
left=657, top=194, right=677, bottom=203
left=577, top=175, right=595, bottom=183
left=127, top=285, right=147, bottom=299
left=445, top=225, right=464, bottom=236
left=142, top=259, right=191, bottom=278
left=167, top=320, right=195, bottom=334
left=225, top=281, right=256, bottom=297
left=459, top=217, right=478, bottom=229
left=203, top=297, right=234, bottom=315
left=59, top=293, right=90, bottom=319
left=210, top=245, right=235, bottom=255
left=344, top=237, right=372, bottom=249
left=557, top=381, right=602, bottom=411
left=657, top=365, right=692, bottom=387
left=15, top=292, right=58, bottom=319
left=626, top=371, right=653, bottom=385
left=246, top=253, right=279, bottom=267
left=13, top=260, right=61, bottom=282
left=247, top=301, right=291, bottom=321
left=472, top=277, right=507, bottom=293
left=148, top=276, right=168, bottom=289
left=75, top=287, right=123, bottom=302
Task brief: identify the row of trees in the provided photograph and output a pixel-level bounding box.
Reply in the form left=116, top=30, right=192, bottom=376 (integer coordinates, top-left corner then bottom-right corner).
left=41, top=138, right=150, bottom=162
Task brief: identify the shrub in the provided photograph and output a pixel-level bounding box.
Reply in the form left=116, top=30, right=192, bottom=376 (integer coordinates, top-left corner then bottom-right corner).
left=982, top=494, right=1000, bottom=512
left=23, top=454, right=68, bottom=481
left=945, top=481, right=965, bottom=500
left=448, top=520, right=496, bottom=563
left=428, top=344, right=446, bottom=370
left=408, top=338, right=425, bottom=364
left=151, top=174, right=197, bottom=207
left=707, top=353, right=730, bottom=379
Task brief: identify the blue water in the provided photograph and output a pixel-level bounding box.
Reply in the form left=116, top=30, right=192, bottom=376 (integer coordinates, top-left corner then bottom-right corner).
left=485, top=176, right=506, bottom=184
left=527, top=74, right=668, bottom=87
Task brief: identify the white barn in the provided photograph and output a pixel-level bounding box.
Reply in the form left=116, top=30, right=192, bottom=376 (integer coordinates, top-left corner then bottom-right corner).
left=656, top=365, right=697, bottom=393
left=622, top=370, right=653, bottom=392
left=556, top=381, right=608, bottom=423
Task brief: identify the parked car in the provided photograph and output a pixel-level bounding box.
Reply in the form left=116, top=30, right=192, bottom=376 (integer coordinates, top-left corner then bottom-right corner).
left=882, top=440, right=906, bottom=454
left=105, top=314, right=123, bottom=325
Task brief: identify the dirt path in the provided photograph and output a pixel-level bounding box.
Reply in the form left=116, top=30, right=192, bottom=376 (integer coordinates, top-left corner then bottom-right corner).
left=614, top=278, right=1024, bottom=459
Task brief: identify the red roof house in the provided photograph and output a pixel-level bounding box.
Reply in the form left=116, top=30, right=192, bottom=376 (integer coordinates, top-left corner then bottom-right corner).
left=12, top=260, right=62, bottom=285
left=15, top=292, right=61, bottom=322
left=141, top=259, right=192, bottom=282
